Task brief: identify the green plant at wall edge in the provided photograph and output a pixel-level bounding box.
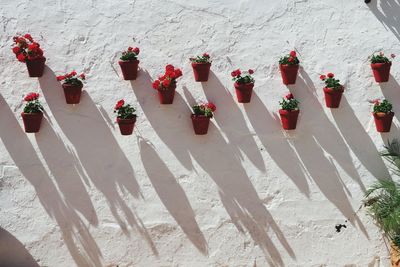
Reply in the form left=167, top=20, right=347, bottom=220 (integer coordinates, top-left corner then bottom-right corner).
left=364, top=139, right=400, bottom=255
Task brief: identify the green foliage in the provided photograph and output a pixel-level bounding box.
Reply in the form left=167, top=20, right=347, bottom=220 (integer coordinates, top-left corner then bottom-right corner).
left=373, top=99, right=393, bottom=114
left=190, top=54, right=211, bottom=64
left=114, top=104, right=136, bottom=119
left=370, top=53, right=391, bottom=64
left=279, top=97, right=299, bottom=111
left=365, top=138, right=400, bottom=247
left=233, top=75, right=254, bottom=84
left=279, top=55, right=300, bottom=65
left=324, top=77, right=342, bottom=89
left=23, top=99, right=43, bottom=113
left=192, top=104, right=214, bottom=118
left=120, top=51, right=138, bottom=61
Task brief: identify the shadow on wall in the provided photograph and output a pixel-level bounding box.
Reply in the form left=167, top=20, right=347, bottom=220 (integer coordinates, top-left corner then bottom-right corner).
left=201, top=72, right=266, bottom=173
left=0, top=227, right=39, bottom=267
left=287, top=70, right=369, bottom=236
left=244, top=92, right=311, bottom=198
left=139, top=139, right=208, bottom=255
left=0, top=94, right=103, bottom=267
left=133, top=70, right=295, bottom=266
left=38, top=68, right=158, bottom=255
left=368, top=0, right=400, bottom=41
left=331, top=97, right=391, bottom=180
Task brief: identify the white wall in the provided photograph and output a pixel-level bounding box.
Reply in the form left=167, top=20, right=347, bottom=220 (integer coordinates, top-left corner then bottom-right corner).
left=0, top=0, right=399, bottom=266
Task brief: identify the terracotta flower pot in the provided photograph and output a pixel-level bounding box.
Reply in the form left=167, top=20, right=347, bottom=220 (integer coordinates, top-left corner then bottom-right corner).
left=323, top=86, right=344, bottom=108
left=371, top=62, right=391, bottom=83
left=373, top=112, right=394, bottom=132
left=279, top=109, right=299, bottom=130
left=118, top=60, right=139, bottom=80
left=21, top=112, right=43, bottom=133
left=62, top=83, right=83, bottom=104
left=391, top=244, right=400, bottom=267
left=191, top=115, right=210, bottom=135
left=26, top=57, right=46, bottom=77
left=234, top=82, right=254, bottom=103
left=279, top=64, right=299, bottom=85
left=117, top=117, right=136, bottom=135
left=157, top=83, right=176, bottom=104
left=191, top=62, right=211, bottom=82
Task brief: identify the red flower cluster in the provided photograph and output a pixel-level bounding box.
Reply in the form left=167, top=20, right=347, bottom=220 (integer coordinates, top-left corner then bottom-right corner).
left=203, top=53, right=210, bottom=58
left=231, top=69, right=254, bottom=77
left=204, top=102, right=216, bottom=112
left=319, top=73, right=334, bottom=80
left=288, top=50, right=296, bottom=63
left=115, top=99, right=125, bottom=110
left=24, top=92, right=40, bottom=102
left=57, top=71, right=86, bottom=82
left=285, top=93, right=294, bottom=100
left=12, top=34, right=44, bottom=63
left=127, top=47, right=140, bottom=54
left=152, top=64, right=183, bottom=90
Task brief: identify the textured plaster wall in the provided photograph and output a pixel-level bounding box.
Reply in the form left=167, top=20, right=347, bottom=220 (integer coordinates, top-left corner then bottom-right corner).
left=0, top=0, right=400, bottom=266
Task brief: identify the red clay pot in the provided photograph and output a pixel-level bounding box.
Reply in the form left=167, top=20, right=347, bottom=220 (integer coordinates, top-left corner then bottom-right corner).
left=62, top=83, right=83, bottom=104
left=279, top=109, right=299, bottom=130
left=373, top=112, right=394, bottom=132
left=21, top=112, right=43, bottom=133
left=157, top=83, right=176, bottom=104
left=117, top=117, right=136, bottom=135
left=371, top=62, right=391, bottom=83
left=234, top=82, right=254, bottom=103
left=26, top=57, right=46, bottom=77
left=279, top=64, right=299, bottom=85
left=191, top=62, right=211, bottom=82
left=191, top=115, right=210, bottom=135
left=323, top=86, right=344, bottom=108
left=119, top=60, right=139, bottom=80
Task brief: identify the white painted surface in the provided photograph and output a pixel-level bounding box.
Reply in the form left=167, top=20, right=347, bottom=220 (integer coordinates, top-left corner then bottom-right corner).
left=0, top=0, right=399, bottom=266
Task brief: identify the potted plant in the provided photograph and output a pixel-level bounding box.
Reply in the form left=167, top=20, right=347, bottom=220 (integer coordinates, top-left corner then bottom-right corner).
left=320, top=72, right=344, bottom=108
left=364, top=138, right=400, bottom=266
left=152, top=64, right=183, bottom=104
left=279, top=50, right=300, bottom=85
left=231, top=69, right=255, bottom=103
left=57, top=71, right=86, bottom=104
left=370, top=52, right=395, bottom=83
left=190, top=53, right=211, bottom=82
left=372, top=99, right=394, bottom=132
left=118, top=46, right=140, bottom=80
left=114, top=99, right=137, bottom=135
left=279, top=93, right=300, bottom=130
left=21, top=92, right=44, bottom=133
left=12, top=34, right=45, bottom=77
left=191, top=102, right=216, bottom=135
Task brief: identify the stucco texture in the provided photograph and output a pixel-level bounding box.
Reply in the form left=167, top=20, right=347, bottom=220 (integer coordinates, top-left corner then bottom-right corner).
left=1, top=0, right=400, bottom=266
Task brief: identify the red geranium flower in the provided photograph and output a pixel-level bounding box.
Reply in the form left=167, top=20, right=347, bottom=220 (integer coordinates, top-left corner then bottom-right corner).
left=133, top=47, right=140, bottom=54
left=391, top=54, right=396, bottom=58
left=231, top=69, right=241, bottom=77
left=115, top=99, right=125, bottom=110
left=207, top=102, right=216, bottom=112
left=248, top=69, right=254, bottom=74
left=165, top=64, right=174, bottom=72
left=128, top=47, right=133, bottom=51
left=289, top=50, right=296, bottom=57
left=285, top=93, right=294, bottom=100
left=80, top=73, right=85, bottom=80
left=320, top=75, right=326, bottom=80
left=17, top=53, right=26, bottom=62
left=24, top=34, right=33, bottom=42
left=152, top=80, right=160, bottom=90
left=174, top=68, right=182, bottom=78
left=162, top=79, right=171, bottom=88
left=12, top=46, right=20, bottom=54
left=203, top=53, right=210, bottom=58
left=56, top=75, right=65, bottom=81
left=327, top=73, right=334, bottom=78
left=70, top=71, right=77, bottom=76
left=24, top=92, right=39, bottom=102
left=288, top=57, right=294, bottom=62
